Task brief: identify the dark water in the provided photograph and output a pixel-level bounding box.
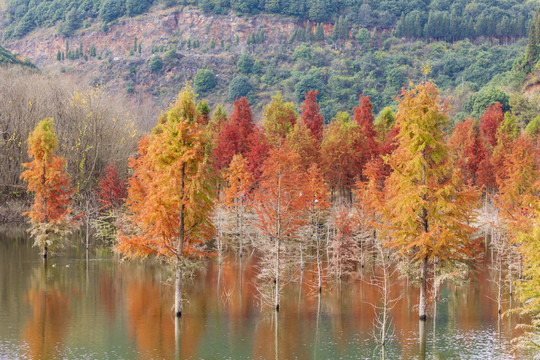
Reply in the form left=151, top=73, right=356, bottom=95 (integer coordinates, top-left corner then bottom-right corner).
left=0, top=228, right=527, bottom=359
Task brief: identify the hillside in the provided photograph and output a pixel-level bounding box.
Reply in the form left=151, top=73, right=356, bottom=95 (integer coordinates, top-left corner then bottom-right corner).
left=0, top=43, right=35, bottom=68
left=3, top=4, right=536, bottom=123
left=3, top=0, right=536, bottom=126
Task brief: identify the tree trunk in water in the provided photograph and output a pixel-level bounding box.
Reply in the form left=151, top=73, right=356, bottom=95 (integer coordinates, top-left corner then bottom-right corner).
left=43, top=246, right=48, bottom=259
left=419, top=319, right=427, bottom=360
left=419, top=256, right=428, bottom=321
left=175, top=260, right=183, bottom=317
left=176, top=162, right=186, bottom=318
left=275, top=238, right=280, bottom=312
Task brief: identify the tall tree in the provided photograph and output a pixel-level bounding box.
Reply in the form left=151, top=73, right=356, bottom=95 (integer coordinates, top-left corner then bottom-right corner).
left=320, top=112, right=361, bottom=199
left=96, top=163, right=126, bottom=210
left=263, top=92, right=297, bottom=147
left=379, top=82, right=478, bottom=320
left=223, top=154, right=253, bottom=256
left=449, top=118, right=495, bottom=190
left=213, top=97, right=257, bottom=170
left=300, top=89, right=324, bottom=144
left=21, top=118, right=76, bottom=259
left=479, top=102, right=504, bottom=149
left=117, top=86, right=215, bottom=318
left=253, top=146, right=309, bottom=310
left=353, top=95, right=379, bottom=178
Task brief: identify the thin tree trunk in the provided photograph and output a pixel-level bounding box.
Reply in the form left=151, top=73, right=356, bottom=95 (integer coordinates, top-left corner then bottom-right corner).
left=275, top=168, right=282, bottom=312
left=175, top=259, right=183, bottom=317
left=419, top=256, right=428, bottom=321
left=176, top=163, right=186, bottom=318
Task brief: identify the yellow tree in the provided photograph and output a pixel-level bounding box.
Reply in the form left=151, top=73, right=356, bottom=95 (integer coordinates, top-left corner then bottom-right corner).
left=117, top=86, right=215, bottom=318
left=21, top=118, right=76, bottom=259
left=381, top=82, right=478, bottom=320
left=497, top=135, right=539, bottom=334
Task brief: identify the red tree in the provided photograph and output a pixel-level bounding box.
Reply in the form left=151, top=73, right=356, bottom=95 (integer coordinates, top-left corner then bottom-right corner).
left=212, top=97, right=257, bottom=170
left=480, top=102, right=504, bottom=148
left=353, top=95, right=379, bottom=179
left=300, top=90, right=324, bottom=143
left=449, top=119, right=495, bottom=189
left=96, top=163, right=127, bottom=210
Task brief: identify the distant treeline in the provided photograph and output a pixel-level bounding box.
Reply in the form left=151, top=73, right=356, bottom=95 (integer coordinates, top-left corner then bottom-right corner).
left=2, top=0, right=537, bottom=40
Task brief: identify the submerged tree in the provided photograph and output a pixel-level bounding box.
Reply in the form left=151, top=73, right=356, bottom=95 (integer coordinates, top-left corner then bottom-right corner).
left=380, top=82, right=479, bottom=321
left=117, top=86, right=215, bottom=318
left=253, top=146, right=309, bottom=311
left=223, top=154, right=254, bottom=257
left=21, top=118, right=77, bottom=259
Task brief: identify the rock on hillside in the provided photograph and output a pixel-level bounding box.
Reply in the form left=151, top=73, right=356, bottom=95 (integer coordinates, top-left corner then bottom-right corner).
left=3, top=7, right=302, bottom=114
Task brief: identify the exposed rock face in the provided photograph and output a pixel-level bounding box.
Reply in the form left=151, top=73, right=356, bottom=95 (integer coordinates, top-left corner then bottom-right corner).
left=3, top=7, right=303, bottom=110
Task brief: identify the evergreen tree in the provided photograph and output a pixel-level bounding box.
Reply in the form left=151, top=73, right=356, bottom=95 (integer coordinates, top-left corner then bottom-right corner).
left=314, top=23, right=324, bottom=41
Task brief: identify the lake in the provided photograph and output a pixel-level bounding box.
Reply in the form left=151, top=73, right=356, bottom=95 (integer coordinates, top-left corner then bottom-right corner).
left=0, top=227, right=527, bottom=359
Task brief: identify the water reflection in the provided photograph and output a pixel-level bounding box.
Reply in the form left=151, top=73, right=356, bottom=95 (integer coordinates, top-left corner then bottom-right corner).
left=0, top=229, right=529, bottom=359
left=22, top=265, right=71, bottom=360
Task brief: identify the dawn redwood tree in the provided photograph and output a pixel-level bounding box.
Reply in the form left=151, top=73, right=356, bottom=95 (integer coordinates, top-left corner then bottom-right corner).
left=480, top=102, right=504, bottom=148
left=449, top=118, right=495, bottom=190
left=117, top=86, right=215, bottom=318
left=320, top=112, right=361, bottom=200
left=253, top=145, right=309, bottom=311
left=263, top=92, right=297, bottom=146
left=352, top=94, right=379, bottom=173
left=213, top=97, right=256, bottom=170
left=303, top=164, right=331, bottom=292
left=381, top=82, right=478, bottom=321
left=223, top=154, right=253, bottom=256
left=300, top=89, right=324, bottom=143
left=21, top=118, right=76, bottom=259
left=286, top=121, right=319, bottom=170
left=491, top=112, right=519, bottom=184
left=96, top=163, right=126, bottom=210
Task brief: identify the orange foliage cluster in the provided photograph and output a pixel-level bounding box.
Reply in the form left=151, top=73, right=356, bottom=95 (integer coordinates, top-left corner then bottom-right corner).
left=21, top=118, right=75, bottom=224
left=117, top=87, right=215, bottom=260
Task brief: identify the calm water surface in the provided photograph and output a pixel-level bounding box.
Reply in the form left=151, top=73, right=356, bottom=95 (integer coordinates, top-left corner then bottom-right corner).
left=0, top=227, right=527, bottom=359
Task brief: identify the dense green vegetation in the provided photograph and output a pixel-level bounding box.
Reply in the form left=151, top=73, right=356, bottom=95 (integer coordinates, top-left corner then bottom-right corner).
left=3, top=0, right=537, bottom=40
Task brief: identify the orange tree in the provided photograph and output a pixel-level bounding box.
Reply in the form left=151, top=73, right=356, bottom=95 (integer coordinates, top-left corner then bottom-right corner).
left=252, top=145, right=310, bottom=311
left=379, top=82, right=478, bottom=320
left=117, top=86, right=215, bottom=318
left=223, top=154, right=253, bottom=256
left=21, top=118, right=76, bottom=259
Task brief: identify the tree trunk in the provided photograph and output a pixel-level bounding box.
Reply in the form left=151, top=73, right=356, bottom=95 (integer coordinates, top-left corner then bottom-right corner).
left=175, top=259, right=183, bottom=318
left=176, top=162, right=186, bottom=318
left=419, top=256, right=428, bottom=321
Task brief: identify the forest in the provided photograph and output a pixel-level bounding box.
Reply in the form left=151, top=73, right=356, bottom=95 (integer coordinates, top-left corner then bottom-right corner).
left=10, top=68, right=539, bottom=353
left=2, top=0, right=536, bottom=40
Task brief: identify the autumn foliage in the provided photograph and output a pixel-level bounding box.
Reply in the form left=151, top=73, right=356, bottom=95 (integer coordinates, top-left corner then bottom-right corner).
left=21, top=118, right=76, bottom=257
left=96, top=163, right=126, bottom=210
left=300, top=89, right=324, bottom=143
left=116, top=86, right=215, bottom=317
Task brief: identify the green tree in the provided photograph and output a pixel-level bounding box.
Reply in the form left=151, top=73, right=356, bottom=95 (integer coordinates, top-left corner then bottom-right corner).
left=149, top=55, right=163, bottom=72
left=100, top=0, right=125, bottom=23
left=194, top=69, right=217, bottom=94
left=237, top=53, right=254, bottom=74
left=314, top=23, right=324, bottom=40
left=228, top=75, right=254, bottom=103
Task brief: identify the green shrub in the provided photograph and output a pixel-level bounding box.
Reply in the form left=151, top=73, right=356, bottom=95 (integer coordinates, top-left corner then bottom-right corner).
left=194, top=69, right=217, bottom=94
